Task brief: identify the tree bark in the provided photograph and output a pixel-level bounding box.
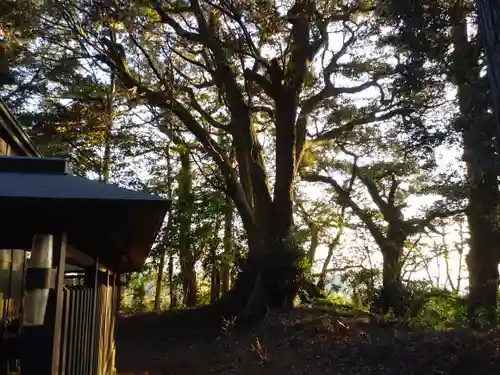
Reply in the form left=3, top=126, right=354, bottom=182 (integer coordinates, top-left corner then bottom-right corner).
left=378, top=242, right=405, bottom=316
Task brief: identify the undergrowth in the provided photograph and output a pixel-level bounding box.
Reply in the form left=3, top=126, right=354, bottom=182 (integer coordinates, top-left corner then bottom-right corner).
left=310, top=291, right=500, bottom=331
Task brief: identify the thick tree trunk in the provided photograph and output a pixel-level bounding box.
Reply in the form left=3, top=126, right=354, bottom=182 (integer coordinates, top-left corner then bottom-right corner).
left=465, top=175, right=499, bottom=324
left=379, top=244, right=406, bottom=316
left=183, top=267, right=197, bottom=307
left=377, top=225, right=406, bottom=316
left=207, top=222, right=302, bottom=322
left=154, top=254, right=165, bottom=311
left=451, top=2, right=500, bottom=325
left=474, top=0, right=500, bottom=325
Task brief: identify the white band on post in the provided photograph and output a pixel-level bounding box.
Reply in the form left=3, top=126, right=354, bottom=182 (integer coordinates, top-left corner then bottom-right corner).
left=22, top=234, right=53, bottom=327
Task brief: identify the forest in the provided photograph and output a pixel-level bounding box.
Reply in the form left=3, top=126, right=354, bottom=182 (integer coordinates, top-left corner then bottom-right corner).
left=2, top=0, right=500, bottom=373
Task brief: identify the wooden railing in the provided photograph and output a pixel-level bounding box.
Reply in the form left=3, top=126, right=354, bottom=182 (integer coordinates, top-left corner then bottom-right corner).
left=1, top=255, right=119, bottom=375
left=59, top=285, right=99, bottom=375
left=58, top=269, right=119, bottom=375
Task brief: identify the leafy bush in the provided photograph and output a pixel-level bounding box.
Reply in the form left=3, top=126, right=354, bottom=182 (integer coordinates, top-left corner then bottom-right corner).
left=407, top=290, right=500, bottom=330
left=341, top=268, right=382, bottom=308
left=262, top=237, right=311, bottom=309
left=408, top=293, right=467, bottom=330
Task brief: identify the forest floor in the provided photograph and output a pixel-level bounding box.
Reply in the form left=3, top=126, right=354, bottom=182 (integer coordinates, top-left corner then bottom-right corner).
left=115, top=306, right=500, bottom=375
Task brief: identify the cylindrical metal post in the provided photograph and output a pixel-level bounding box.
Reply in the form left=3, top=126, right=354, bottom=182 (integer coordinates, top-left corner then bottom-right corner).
left=20, top=234, right=54, bottom=375
left=23, top=234, right=53, bottom=326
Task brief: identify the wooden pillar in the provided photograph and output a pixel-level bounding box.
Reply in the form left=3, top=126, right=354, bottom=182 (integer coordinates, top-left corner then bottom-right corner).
left=20, top=233, right=67, bottom=375
left=97, top=269, right=109, bottom=375
left=84, top=260, right=99, bottom=375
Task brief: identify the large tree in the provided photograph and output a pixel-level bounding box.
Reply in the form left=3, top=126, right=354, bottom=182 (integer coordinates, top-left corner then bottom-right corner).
left=303, top=140, right=463, bottom=316
left=35, top=0, right=422, bottom=317
left=378, top=0, right=500, bottom=324
left=474, top=0, right=500, bottom=324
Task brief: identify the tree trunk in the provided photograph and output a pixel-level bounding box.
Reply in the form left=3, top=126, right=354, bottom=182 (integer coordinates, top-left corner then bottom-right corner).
left=220, top=194, right=234, bottom=294
left=317, top=231, right=342, bottom=290
left=317, top=244, right=333, bottom=290
left=377, top=224, right=406, bottom=316
left=456, top=217, right=465, bottom=292
left=466, top=175, right=499, bottom=324
left=168, top=254, right=177, bottom=310
left=154, top=254, right=165, bottom=311
left=210, top=262, right=220, bottom=303
left=307, top=222, right=319, bottom=264
left=379, top=244, right=405, bottom=316
left=178, top=150, right=197, bottom=308
left=210, top=239, right=221, bottom=303
left=451, top=1, right=500, bottom=325
left=183, top=267, right=197, bottom=307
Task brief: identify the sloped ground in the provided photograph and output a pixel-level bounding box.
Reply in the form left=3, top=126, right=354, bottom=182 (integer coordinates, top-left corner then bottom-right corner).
left=116, top=307, right=500, bottom=375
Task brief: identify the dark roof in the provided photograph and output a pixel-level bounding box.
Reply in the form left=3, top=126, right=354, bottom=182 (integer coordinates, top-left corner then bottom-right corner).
left=0, top=99, right=42, bottom=156
left=0, top=156, right=169, bottom=272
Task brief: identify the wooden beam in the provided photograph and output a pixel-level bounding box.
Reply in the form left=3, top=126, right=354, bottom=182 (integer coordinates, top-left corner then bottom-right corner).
left=50, top=233, right=67, bottom=375
left=66, top=245, right=110, bottom=274
left=85, top=259, right=99, bottom=375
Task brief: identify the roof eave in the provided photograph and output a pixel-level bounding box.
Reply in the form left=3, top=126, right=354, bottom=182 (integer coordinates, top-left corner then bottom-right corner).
left=0, top=99, right=42, bottom=157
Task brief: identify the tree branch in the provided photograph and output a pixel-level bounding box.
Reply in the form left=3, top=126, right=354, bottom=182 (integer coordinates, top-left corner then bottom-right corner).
left=406, top=208, right=465, bottom=234
left=314, top=107, right=413, bottom=141
left=301, top=172, right=388, bottom=249
left=154, top=2, right=204, bottom=43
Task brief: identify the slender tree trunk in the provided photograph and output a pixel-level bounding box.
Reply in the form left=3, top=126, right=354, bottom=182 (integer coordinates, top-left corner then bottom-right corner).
left=210, top=242, right=220, bottom=303
left=101, top=73, right=115, bottom=184
left=456, top=217, right=465, bottom=292
left=178, top=150, right=197, bottom=307
left=154, top=255, right=165, bottom=311
left=168, top=254, right=177, bottom=310
left=451, top=1, right=500, bottom=325
left=307, top=222, right=319, bottom=264
left=221, top=194, right=234, bottom=294
left=317, top=230, right=343, bottom=290
left=317, top=245, right=333, bottom=291
left=154, top=144, right=173, bottom=311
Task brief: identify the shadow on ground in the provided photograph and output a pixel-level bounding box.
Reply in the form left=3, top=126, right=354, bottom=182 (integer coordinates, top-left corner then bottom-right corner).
left=115, top=307, right=500, bottom=375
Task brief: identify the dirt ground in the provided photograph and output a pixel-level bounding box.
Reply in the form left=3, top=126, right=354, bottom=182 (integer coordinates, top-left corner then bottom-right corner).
left=115, top=307, right=500, bottom=375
